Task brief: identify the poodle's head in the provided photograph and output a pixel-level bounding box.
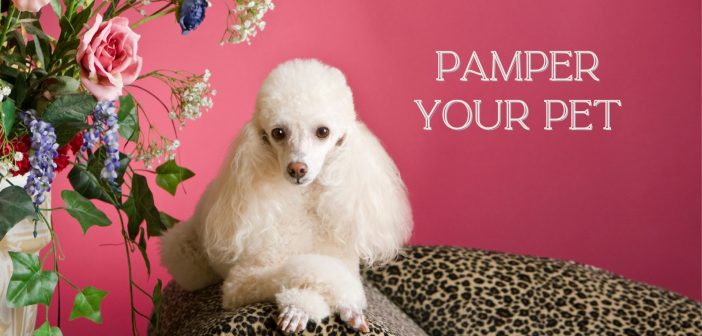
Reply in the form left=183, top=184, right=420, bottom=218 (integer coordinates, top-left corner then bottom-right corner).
left=254, top=59, right=356, bottom=186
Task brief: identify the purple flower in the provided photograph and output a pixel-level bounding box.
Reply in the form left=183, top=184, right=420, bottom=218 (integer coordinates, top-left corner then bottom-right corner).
left=83, top=100, right=121, bottom=184
left=20, top=110, right=58, bottom=206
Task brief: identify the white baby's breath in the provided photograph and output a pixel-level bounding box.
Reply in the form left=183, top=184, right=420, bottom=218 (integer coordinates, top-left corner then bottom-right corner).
left=0, top=83, right=11, bottom=101
left=222, top=0, right=274, bottom=45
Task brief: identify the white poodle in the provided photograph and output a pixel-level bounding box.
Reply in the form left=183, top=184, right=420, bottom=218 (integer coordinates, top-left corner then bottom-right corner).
left=159, top=59, right=412, bottom=333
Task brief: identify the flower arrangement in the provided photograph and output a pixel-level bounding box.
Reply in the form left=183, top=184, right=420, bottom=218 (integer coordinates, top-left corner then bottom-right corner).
left=0, top=0, right=273, bottom=334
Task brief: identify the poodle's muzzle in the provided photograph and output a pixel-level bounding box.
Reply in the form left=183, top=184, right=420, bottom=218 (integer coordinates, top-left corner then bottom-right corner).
left=287, top=162, right=308, bottom=184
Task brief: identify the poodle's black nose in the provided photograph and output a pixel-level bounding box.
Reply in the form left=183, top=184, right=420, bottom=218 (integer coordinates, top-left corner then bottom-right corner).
left=287, top=162, right=308, bottom=179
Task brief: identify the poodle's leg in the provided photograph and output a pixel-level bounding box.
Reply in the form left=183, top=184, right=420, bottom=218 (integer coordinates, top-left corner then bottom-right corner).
left=222, top=264, right=332, bottom=333
left=275, top=288, right=330, bottom=333
left=159, top=220, right=220, bottom=291
left=222, top=266, right=280, bottom=308
left=222, top=255, right=368, bottom=333
left=280, top=254, right=369, bottom=332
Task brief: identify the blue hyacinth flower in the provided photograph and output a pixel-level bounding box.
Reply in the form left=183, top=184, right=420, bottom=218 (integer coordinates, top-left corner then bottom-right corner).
left=178, top=0, right=208, bottom=35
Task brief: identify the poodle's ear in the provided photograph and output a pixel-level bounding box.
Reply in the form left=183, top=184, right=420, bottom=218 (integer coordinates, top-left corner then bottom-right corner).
left=197, top=121, right=276, bottom=264
left=317, top=122, right=413, bottom=266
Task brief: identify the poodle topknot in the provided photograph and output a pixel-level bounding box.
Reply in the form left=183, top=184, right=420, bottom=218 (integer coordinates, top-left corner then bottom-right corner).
left=160, top=59, right=412, bottom=333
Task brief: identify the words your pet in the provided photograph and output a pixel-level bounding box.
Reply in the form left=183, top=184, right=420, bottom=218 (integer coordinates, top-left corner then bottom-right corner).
left=415, top=99, right=622, bottom=131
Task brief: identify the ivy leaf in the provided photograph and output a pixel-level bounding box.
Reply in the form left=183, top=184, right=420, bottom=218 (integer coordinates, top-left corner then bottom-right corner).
left=137, top=228, right=150, bottom=275
left=6, top=252, right=58, bottom=308
left=159, top=212, right=179, bottom=229
left=33, top=322, right=62, bottom=336
left=68, top=165, right=113, bottom=204
left=131, top=174, right=167, bottom=237
left=149, top=279, right=163, bottom=332
left=42, top=94, right=95, bottom=125
left=87, top=147, right=130, bottom=187
left=69, top=286, right=108, bottom=323
left=1, top=98, right=16, bottom=134
left=61, top=190, right=111, bottom=234
left=118, top=94, right=139, bottom=142
left=0, top=186, right=35, bottom=241
left=155, top=160, right=195, bottom=195
left=123, top=197, right=142, bottom=241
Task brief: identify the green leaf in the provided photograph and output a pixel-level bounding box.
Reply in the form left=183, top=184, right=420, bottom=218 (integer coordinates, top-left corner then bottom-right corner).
left=49, top=0, right=62, bottom=17
left=123, top=198, right=142, bottom=241
left=149, top=279, right=163, bottom=332
left=6, top=252, right=58, bottom=308
left=54, top=121, right=88, bottom=146
left=1, top=98, right=16, bottom=134
left=0, top=186, right=35, bottom=241
left=33, top=322, right=62, bottom=336
left=131, top=174, right=166, bottom=237
left=159, top=212, right=179, bottom=229
left=43, top=76, right=80, bottom=96
left=69, top=286, right=108, bottom=323
left=137, top=228, right=150, bottom=275
left=11, top=72, right=28, bottom=106
left=8, top=31, right=26, bottom=59
left=42, top=94, right=96, bottom=125
left=32, top=37, right=45, bottom=68
left=68, top=165, right=113, bottom=204
left=23, top=19, right=54, bottom=45
left=71, top=2, right=94, bottom=30
left=118, top=94, right=139, bottom=142
left=68, top=148, right=129, bottom=205
left=61, top=190, right=111, bottom=234
left=155, top=160, right=195, bottom=195
left=87, top=147, right=130, bottom=187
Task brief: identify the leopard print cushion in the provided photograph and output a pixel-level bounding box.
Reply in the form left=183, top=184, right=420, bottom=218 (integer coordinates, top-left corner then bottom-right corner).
left=364, top=246, right=702, bottom=336
left=155, top=282, right=424, bottom=335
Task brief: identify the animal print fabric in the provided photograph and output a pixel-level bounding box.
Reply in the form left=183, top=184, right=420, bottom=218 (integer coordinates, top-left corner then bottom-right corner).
left=364, top=246, right=702, bottom=336
left=154, top=246, right=702, bottom=335
left=156, top=282, right=425, bottom=335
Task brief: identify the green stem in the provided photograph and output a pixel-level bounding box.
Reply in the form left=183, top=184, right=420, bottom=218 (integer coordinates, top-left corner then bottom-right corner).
left=46, top=60, right=77, bottom=78
left=112, top=1, right=132, bottom=16
left=116, top=208, right=138, bottom=336
left=131, top=280, right=153, bottom=299
left=37, top=209, right=61, bottom=328
left=134, top=308, right=150, bottom=320
left=0, top=7, right=17, bottom=50
left=91, top=0, right=109, bottom=17
left=131, top=7, right=175, bottom=29
left=58, top=273, right=81, bottom=290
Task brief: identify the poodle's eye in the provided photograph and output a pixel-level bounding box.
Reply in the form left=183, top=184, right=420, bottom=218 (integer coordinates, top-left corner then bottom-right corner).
left=271, top=128, right=286, bottom=140
left=316, top=127, right=330, bottom=139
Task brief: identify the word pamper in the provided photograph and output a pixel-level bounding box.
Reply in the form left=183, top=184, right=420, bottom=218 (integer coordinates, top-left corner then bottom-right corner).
left=415, top=50, right=622, bottom=131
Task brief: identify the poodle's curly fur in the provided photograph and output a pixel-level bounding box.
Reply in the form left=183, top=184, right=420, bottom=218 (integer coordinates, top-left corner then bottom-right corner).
left=159, top=59, right=412, bottom=333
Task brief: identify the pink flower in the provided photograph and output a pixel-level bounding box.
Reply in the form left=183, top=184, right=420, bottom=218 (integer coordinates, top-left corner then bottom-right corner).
left=77, top=15, right=143, bottom=101
left=11, top=0, right=50, bottom=12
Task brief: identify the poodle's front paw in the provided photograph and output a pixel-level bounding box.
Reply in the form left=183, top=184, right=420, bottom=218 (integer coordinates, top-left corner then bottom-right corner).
left=338, top=305, right=370, bottom=333
left=277, top=305, right=310, bottom=334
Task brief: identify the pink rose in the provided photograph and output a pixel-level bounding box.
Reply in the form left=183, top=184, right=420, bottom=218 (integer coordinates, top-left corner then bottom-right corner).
left=11, top=0, right=50, bottom=12
left=77, top=15, right=143, bottom=101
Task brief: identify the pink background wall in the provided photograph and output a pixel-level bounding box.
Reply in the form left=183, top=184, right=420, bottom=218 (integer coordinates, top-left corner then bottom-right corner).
left=41, top=0, right=700, bottom=334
